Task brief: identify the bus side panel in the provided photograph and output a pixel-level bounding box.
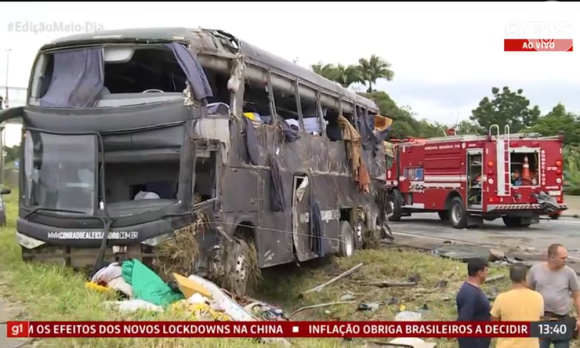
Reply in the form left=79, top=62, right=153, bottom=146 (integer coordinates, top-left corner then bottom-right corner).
left=256, top=168, right=295, bottom=268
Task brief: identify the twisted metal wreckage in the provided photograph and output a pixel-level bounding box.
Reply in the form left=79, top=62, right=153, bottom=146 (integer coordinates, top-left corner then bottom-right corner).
left=0, top=28, right=393, bottom=296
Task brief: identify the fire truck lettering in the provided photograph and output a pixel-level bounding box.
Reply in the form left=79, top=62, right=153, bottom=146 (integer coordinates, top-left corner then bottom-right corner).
left=425, top=144, right=460, bottom=151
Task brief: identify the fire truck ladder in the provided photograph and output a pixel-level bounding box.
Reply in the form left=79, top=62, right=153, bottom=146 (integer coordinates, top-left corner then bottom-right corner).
left=489, top=124, right=511, bottom=196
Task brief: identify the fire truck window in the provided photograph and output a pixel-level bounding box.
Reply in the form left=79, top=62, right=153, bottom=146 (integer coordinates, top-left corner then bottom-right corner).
left=416, top=167, right=424, bottom=180
left=510, top=152, right=539, bottom=186
left=467, top=153, right=483, bottom=205
left=405, top=167, right=423, bottom=180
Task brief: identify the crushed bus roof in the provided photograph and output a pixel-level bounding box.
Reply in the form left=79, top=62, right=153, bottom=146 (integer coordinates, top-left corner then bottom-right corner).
left=42, top=27, right=378, bottom=112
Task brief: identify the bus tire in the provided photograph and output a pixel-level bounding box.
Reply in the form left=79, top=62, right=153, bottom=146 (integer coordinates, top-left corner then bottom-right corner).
left=449, top=197, right=467, bottom=229
left=387, top=190, right=403, bottom=221
left=207, top=231, right=259, bottom=297
left=351, top=208, right=364, bottom=250
left=338, top=221, right=355, bottom=258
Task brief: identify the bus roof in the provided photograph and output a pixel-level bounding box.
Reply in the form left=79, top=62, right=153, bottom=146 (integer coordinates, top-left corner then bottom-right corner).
left=42, top=27, right=379, bottom=112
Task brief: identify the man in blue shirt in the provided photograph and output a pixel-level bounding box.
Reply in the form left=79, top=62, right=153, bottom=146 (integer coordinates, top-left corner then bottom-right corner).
left=456, top=258, right=491, bottom=348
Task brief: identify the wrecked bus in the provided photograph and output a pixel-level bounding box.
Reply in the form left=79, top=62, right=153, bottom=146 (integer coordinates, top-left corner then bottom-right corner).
left=0, top=28, right=389, bottom=295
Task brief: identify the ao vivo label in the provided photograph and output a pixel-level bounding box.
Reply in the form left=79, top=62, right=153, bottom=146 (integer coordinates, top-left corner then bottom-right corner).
left=504, top=39, right=573, bottom=52
left=6, top=321, right=533, bottom=338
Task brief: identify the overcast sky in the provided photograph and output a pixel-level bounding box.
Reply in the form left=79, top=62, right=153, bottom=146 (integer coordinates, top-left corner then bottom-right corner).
left=0, top=2, right=579, bottom=145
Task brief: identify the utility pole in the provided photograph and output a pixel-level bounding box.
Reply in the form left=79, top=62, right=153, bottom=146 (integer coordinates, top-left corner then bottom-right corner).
left=4, top=48, right=10, bottom=108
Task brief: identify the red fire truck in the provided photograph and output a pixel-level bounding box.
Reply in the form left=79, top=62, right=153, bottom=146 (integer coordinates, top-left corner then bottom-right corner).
left=384, top=125, right=568, bottom=229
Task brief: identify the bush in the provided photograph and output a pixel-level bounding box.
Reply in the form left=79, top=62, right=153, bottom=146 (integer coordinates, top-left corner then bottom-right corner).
left=564, top=145, right=580, bottom=195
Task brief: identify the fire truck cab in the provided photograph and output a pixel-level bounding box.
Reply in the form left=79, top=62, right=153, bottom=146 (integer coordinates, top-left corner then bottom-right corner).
left=385, top=125, right=568, bottom=229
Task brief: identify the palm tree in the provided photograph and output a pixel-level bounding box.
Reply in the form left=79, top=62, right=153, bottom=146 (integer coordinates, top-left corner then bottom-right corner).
left=358, top=55, right=394, bottom=92
left=310, top=62, right=338, bottom=81
left=333, top=64, right=364, bottom=88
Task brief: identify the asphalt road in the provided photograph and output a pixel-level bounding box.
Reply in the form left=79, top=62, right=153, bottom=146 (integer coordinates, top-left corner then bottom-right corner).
left=389, top=213, right=580, bottom=259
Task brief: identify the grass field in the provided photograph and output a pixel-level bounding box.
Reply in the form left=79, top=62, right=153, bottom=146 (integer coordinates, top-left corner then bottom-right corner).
left=0, top=189, right=512, bottom=348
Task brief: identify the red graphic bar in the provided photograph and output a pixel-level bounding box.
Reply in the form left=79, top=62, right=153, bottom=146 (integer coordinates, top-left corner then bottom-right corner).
left=504, top=39, right=573, bottom=52
left=6, top=321, right=532, bottom=338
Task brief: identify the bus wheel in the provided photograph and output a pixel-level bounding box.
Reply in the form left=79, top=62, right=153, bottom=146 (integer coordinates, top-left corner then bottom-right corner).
left=387, top=190, right=403, bottom=221
left=438, top=211, right=449, bottom=221
left=207, top=236, right=259, bottom=297
left=351, top=208, right=365, bottom=250
left=338, top=221, right=355, bottom=258
left=449, top=197, right=467, bottom=229
left=354, top=220, right=364, bottom=250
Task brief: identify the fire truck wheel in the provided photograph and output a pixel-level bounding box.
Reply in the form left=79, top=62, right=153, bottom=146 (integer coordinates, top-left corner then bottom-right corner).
left=438, top=211, right=449, bottom=221
left=338, top=221, right=355, bottom=258
left=449, top=197, right=467, bottom=229
left=549, top=213, right=560, bottom=220
left=387, top=190, right=403, bottom=221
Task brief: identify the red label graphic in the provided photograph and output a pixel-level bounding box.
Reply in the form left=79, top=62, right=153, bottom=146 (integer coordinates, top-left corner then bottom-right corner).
left=504, top=39, right=573, bottom=52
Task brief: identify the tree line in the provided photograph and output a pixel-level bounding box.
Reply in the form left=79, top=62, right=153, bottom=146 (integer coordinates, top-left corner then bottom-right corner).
left=311, top=56, right=580, bottom=194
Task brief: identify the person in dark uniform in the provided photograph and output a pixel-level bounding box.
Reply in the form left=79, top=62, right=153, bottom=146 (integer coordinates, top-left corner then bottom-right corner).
left=456, top=258, right=491, bottom=348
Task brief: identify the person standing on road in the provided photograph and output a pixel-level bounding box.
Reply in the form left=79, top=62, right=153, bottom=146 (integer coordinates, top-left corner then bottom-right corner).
left=456, top=258, right=491, bottom=348
left=528, top=243, right=580, bottom=348
left=491, top=263, right=544, bottom=348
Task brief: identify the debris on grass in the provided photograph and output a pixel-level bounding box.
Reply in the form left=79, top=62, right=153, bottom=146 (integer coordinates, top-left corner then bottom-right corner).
left=85, top=281, right=112, bottom=293
left=357, top=302, right=380, bottom=311
left=300, top=262, right=363, bottom=297
left=484, top=274, right=506, bottom=283
left=394, top=311, right=423, bottom=321
left=169, top=299, right=231, bottom=321
left=358, top=280, right=418, bottom=288
left=104, top=299, right=163, bottom=313
left=244, top=301, right=287, bottom=320
left=289, top=301, right=357, bottom=318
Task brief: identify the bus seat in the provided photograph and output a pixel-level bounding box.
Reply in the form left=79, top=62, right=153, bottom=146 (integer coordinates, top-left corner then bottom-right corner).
left=303, top=117, right=322, bottom=134
left=243, top=112, right=264, bottom=123
left=285, top=118, right=299, bottom=130
left=207, top=102, right=230, bottom=115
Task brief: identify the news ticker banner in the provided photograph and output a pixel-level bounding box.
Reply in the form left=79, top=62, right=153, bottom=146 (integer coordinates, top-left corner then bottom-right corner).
left=5, top=321, right=573, bottom=339
left=504, top=39, right=574, bottom=52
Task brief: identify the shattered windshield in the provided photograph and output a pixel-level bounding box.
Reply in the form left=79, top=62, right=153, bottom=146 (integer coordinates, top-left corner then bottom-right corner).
left=23, top=131, right=97, bottom=215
